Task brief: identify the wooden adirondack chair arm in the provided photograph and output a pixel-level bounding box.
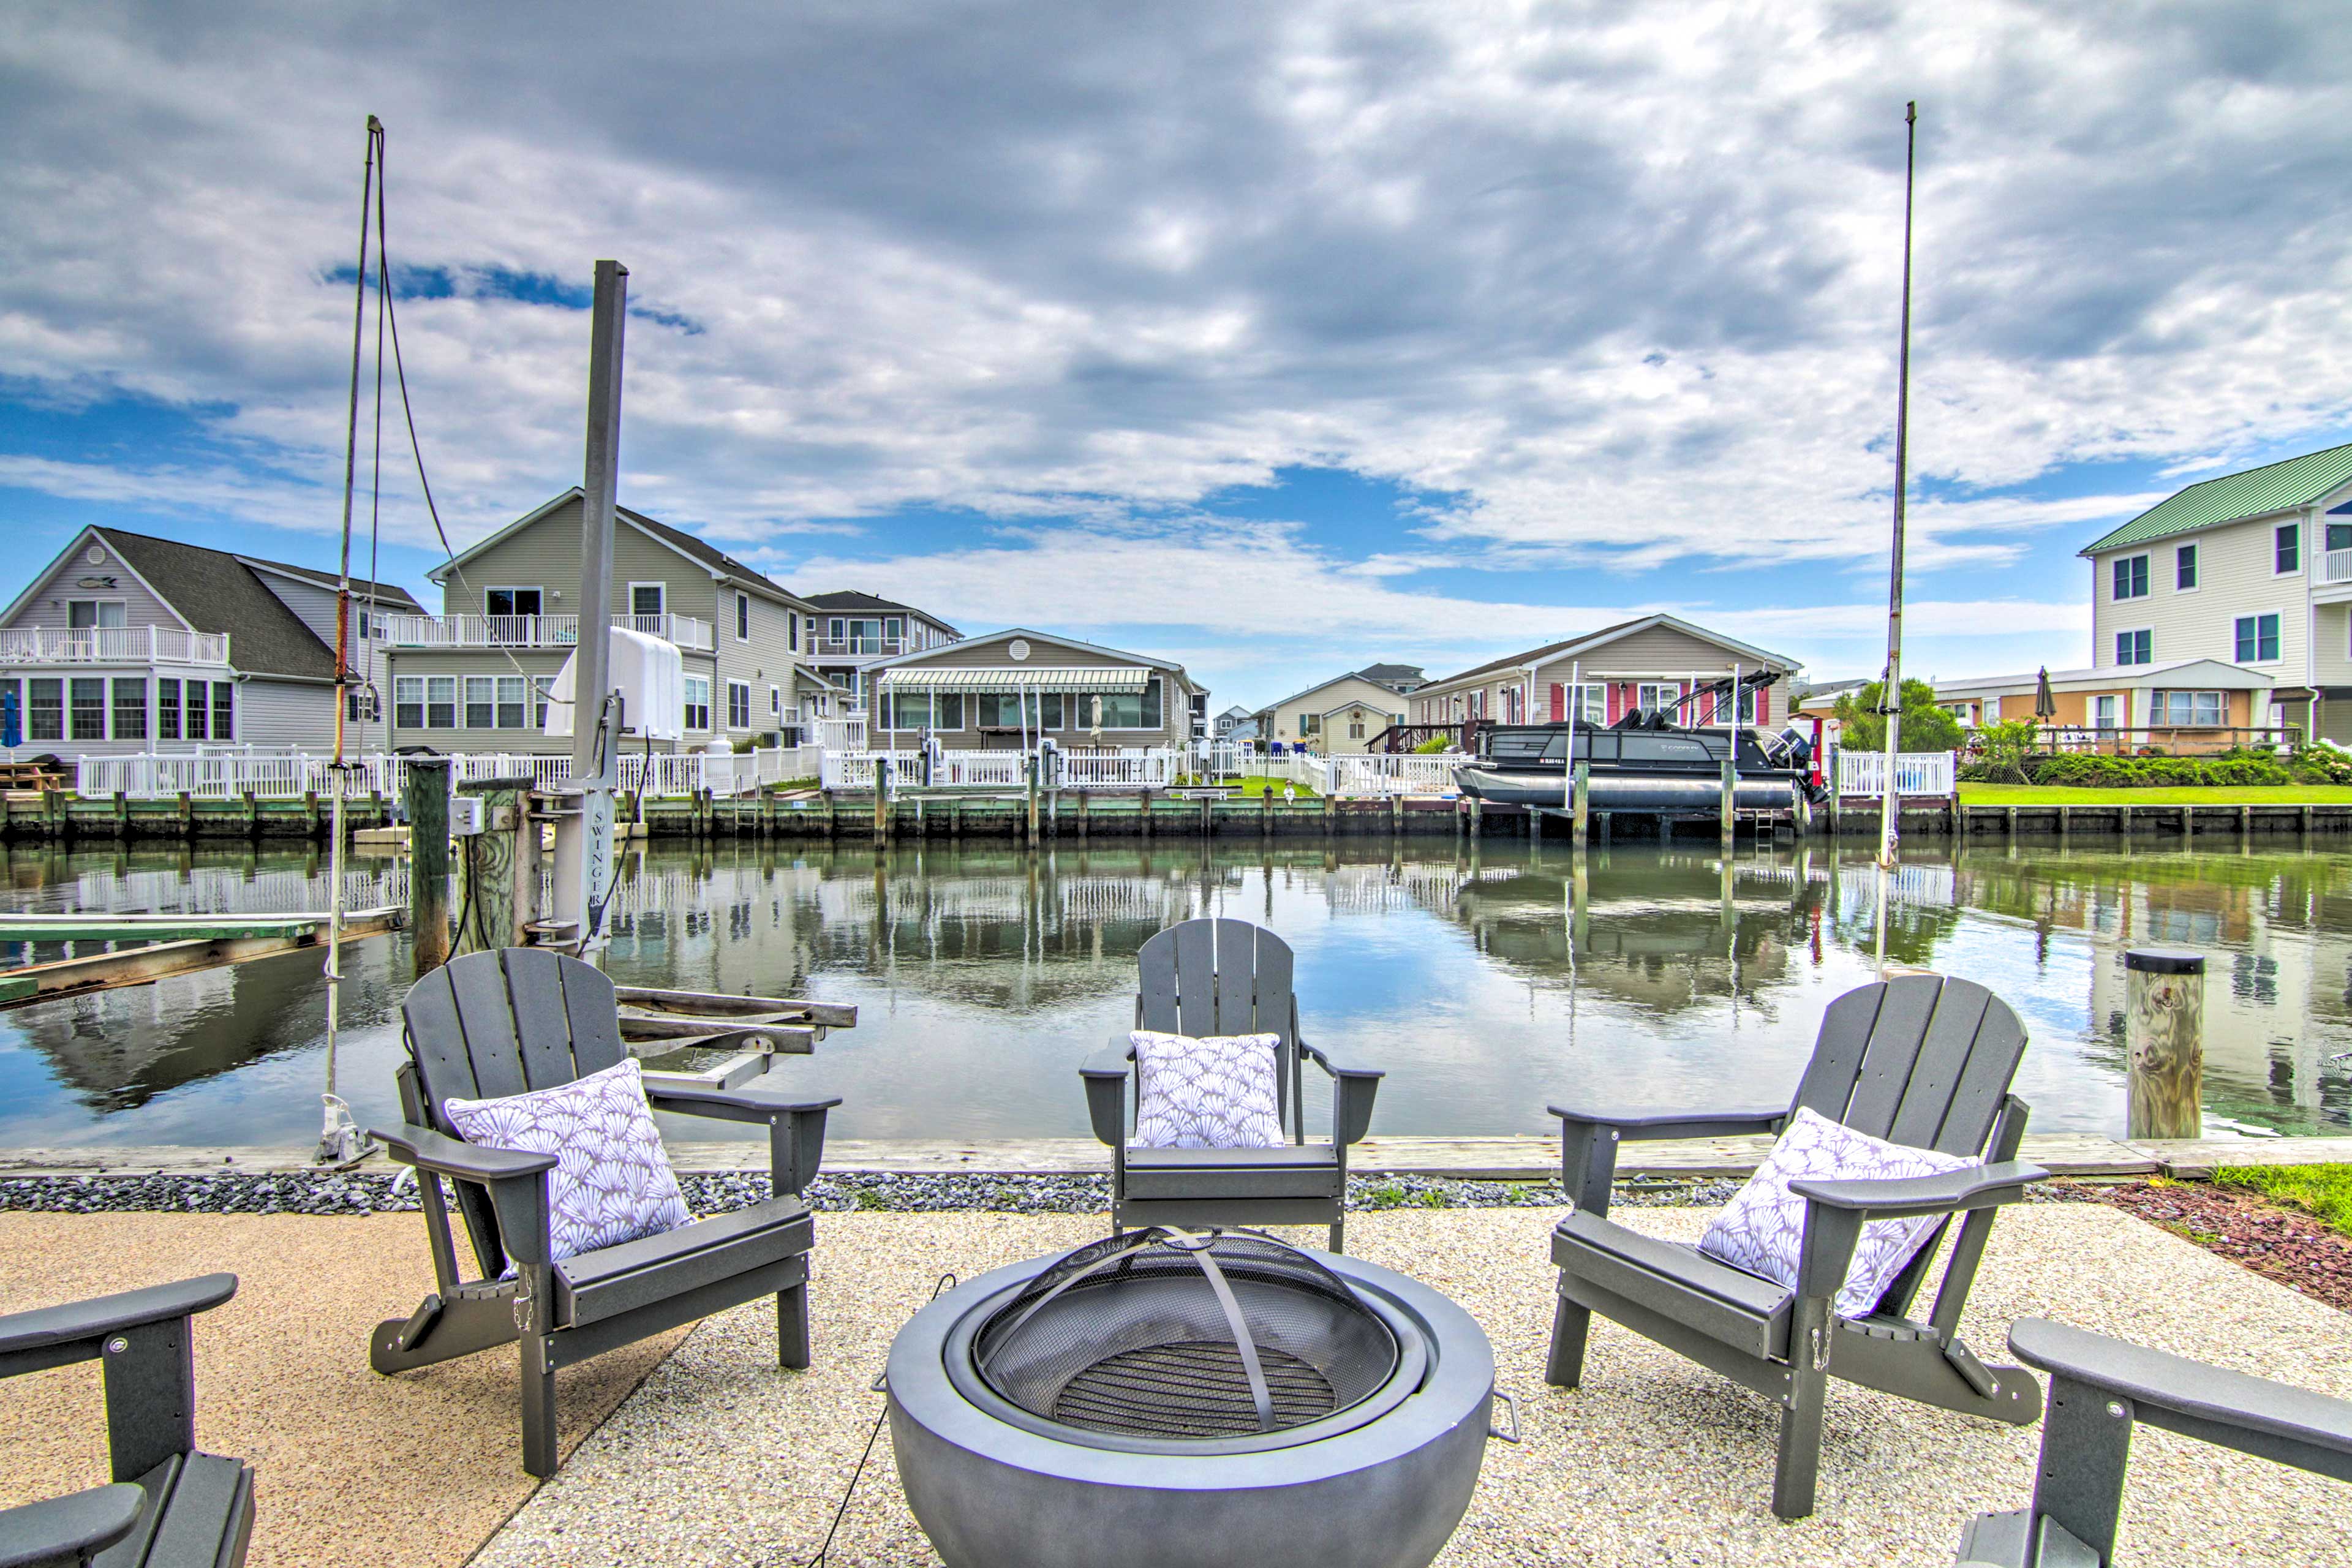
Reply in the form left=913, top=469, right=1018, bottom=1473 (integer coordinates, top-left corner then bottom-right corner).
left=1082, top=1034, right=1135, bottom=1147
left=2008, top=1317, right=2352, bottom=1474
left=0, top=1273, right=236, bottom=1368
left=643, top=1085, right=843, bottom=1121
left=1789, top=1161, right=2048, bottom=1220
left=371, top=1121, right=559, bottom=1183
left=0, top=1483, right=145, bottom=1568
left=1299, top=1038, right=1382, bottom=1079
left=1546, top=1102, right=1788, bottom=1140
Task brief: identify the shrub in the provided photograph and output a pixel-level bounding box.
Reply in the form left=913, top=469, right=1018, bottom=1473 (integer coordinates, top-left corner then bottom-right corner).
left=2028, top=753, right=2293, bottom=788
left=1412, top=734, right=1457, bottom=754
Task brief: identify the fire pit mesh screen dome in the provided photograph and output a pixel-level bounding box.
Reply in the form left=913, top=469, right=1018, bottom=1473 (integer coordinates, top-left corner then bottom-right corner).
left=973, top=1226, right=1398, bottom=1441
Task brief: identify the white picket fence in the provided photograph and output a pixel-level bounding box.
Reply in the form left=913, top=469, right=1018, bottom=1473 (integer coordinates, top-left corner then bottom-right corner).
left=819, top=750, right=926, bottom=791
left=78, top=747, right=818, bottom=802
left=1060, top=748, right=1178, bottom=790
left=1310, top=754, right=1463, bottom=797
left=816, top=747, right=1180, bottom=793
left=1833, top=749, right=1956, bottom=797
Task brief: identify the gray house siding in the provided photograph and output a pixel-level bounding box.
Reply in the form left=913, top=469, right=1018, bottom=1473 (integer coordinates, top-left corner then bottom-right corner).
left=870, top=632, right=1200, bottom=751
left=232, top=679, right=337, bottom=750
left=5, top=536, right=189, bottom=637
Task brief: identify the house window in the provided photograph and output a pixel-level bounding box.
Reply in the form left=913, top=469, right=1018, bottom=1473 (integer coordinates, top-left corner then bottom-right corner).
left=113, top=678, right=147, bottom=741
left=211, top=682, right=233, bottom=741
left=2155, top=690, right=2224, bottom=726
left=1637, top=682, right=1679, bottom=714
left=630, top=583, right=665, bottom=619
left=156, top=679, right=181, bottom=741
left=1298, top=712, right=1321, bottom=737
left=888, top=690, right=962, bottom=729
left=484, top=587, right=542, bottom=617
left=2276, top=523, right=2301, bottom=574
left=788, top=612, right=798, bottom=652
left=2111, top=554, right=2149, bottom=599
left=2330, top=521, right=2352, bottom=554
left=2233, top=614, right=2280, bottom=663
left=1348, top=711, right=1366, bottom=739
left=465, top=676, right=496, bottom=728
left=66, top=600, right=127, bottom=633
left=2115, top=630, right=2152, bottom=666
left=69, top=677, right=106, bottom=741
left=735, top=592, right=750, bottom=642
left=28, top=677, right=62, bottom=741
left=726, top=680, right=751, bottom=729
left=2093, top=694, right=2119, bottom=730
left=533, top=676, right=553, bottom=728
left=346, top=687, right=378, bottom=723
left=2176, top=543, right=2198, bottom=590
left=769, top=684, right=781, bottom=719
left=496, top=676, right=527, bottom=729
left=395, top=677, right=424, bottom=730
left=426, top=676, right=457, bottom=729
left=884, top=616, right=903, bottom=646
left=684, top=674, right=711, bottom=731
left=184, top=680, right=209, bottom=741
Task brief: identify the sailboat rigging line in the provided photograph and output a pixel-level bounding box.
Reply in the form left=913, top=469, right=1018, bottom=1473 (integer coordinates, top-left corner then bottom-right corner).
left=370, top=136, right=574, bottom=707
left=1874, top=100, right=1920, bottom=975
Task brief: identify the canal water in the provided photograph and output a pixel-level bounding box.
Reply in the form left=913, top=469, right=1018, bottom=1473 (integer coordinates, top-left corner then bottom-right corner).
left=3, top=838, right=2349, bottom=1147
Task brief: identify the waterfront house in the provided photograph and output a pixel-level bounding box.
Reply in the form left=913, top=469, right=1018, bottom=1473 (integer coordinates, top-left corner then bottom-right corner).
left=1213, top=704, right=1254, bottom=742
left=865, top=628, right=1205, bottom=753
left=383, top=489, right=818, bottom=755
left=797, top=590, right=962, bottom=717
left=2080, top=440, right=2352, bottom=744
left=1411, top=614, right=1800, bottom=736
left=1251, top=666, right=1425, bottom=754
left=0, top=526, right=423, bottom=761
left=1932, top=660, right=2274, bottom=753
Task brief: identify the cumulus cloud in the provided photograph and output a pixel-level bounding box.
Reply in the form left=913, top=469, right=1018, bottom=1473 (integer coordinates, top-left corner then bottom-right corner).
left=1, top=0, right=2346, bottom=701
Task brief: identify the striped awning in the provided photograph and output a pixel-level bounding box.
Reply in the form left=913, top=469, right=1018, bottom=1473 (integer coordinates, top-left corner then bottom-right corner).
left=878, top=665, right=1150, bottom=692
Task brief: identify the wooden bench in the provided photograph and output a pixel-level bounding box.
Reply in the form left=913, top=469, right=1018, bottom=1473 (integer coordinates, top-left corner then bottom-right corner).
left=0, top=1274, right=253, bottom=1567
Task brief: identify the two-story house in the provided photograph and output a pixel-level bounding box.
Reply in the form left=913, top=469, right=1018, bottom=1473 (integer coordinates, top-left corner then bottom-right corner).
left=1, top=526, right=423, bottom=760
left=1411, top=614, right=1798, bottom=737
left=2079, top=442, right=2352, bottom=743
left=381, top=489, right=819, bottom=755
left=797, top=592, right=962, bottom=717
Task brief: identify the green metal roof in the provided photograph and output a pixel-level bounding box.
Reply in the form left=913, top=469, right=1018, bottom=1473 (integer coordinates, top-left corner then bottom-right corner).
left=2079, top=442, right=2352, bottom=556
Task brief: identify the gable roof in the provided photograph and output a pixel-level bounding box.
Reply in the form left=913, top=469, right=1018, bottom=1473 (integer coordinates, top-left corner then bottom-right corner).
left=868, top=627, right=1193, bottom=684
left=1421, top=613, right=1797, bottom=693
left=428, top=489, right=807, bottom=606
left=236, top=554, right=424, bottom=610
left=1254, top=669, right=1416, bottom=716
left=2081, top=442, right=2352, bottom=556
left=1355, top=663, right=1425, bottom=683
left=93, top=529, right=337, bottom=679
left=802, top=590, right=960, bottom=633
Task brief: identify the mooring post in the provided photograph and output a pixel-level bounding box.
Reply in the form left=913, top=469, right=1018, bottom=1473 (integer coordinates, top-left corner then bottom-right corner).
left=113, top=791, right=129, bottom=841
left=1719, top=757, right=1735, bottom=852
left=405, top=755, right=452, bottom=974
left=874, top=760, right=892, bottom=847
left=178, top=790, right=194, bottom=841
left=1026, top=755, right=1040, bottom=845
left=1077, top=789, right=1088, bottom=842
left=2125, top=948, right=2205, bottom=1141
left=1141, top=786, right=1154, bottom=841
left=1572, top=760, right=1590, bottom=850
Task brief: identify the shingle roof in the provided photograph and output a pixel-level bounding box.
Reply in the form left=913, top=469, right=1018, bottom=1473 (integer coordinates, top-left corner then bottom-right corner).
left=1421, top=613, right=1796, bottom=692
left=1355, top=663, right=1425, bottom=682
left=236, top=554, right=424, bottom=610
left=2079, top=442, right=2352, bottom=556
left=95, top=529, right=336, bottom=679
left=616, top=504, right=799, bottom=602
left=803, top=590, right=960, bottom=633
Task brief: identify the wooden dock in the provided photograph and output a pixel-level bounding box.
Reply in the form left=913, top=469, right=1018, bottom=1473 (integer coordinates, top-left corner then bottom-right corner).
left=6, top=1132, right=2339, bottom=1183
left=0, top=907, right=402, bottom=1008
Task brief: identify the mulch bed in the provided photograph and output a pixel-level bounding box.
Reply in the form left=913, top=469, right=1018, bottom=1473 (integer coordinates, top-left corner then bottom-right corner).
left=2051, top=1178, right=2352, bottom=1313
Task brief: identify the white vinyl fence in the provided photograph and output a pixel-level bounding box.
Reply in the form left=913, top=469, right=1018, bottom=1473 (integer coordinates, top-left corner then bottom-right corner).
left=79, top=748, right=815, bottom=803
left=1058, top=748, right=1178, bottom=790
left=816, top=747, right=1180, bottom=793
left=1312, top=754, right=1463, bottom=797
left=1833, top=749, right=1956, bottom=797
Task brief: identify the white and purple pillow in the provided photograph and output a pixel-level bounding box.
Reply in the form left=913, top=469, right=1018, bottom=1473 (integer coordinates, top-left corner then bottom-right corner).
left=1129, top=1029, right=1285, bottom=1150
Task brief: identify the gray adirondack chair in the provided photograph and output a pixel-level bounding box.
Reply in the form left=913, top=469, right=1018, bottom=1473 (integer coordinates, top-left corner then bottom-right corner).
left=0, top=1273, right=252, bottom=1568
left=1081, top=918, right=1382, bottom=1251
left=369, top=948, right=840, bottom=1477
left=1955, top=1317, right=2352, bottom=1567
left=1546, top=971, right=2048, bottom=1520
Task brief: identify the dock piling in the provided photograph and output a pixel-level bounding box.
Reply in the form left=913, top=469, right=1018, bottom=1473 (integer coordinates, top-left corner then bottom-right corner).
left=404, top=756, right=452, bottom=974
left=2125, top=948, right=2205, bottom=1140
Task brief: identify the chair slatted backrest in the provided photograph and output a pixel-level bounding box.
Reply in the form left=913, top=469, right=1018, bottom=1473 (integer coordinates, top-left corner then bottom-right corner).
left=1135, top=918, right=1299, bottom=1128
left=1791, top=973, right=2026, bottom=1158
left=399, top=949, right=628, bottom=1274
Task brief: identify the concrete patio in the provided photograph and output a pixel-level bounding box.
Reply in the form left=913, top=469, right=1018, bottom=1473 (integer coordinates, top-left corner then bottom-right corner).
left=3, top=1202, right=2348, bottom=1567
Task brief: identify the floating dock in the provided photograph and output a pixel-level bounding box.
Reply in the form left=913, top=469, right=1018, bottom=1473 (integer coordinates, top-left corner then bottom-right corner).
left=0, top=907, right=402, bottom=1008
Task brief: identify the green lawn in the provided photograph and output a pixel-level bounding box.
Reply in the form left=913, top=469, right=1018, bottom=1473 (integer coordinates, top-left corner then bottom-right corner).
left=2216, top=1163, right=2352, bottom=1238
left=1180, top=775, right=1317, bottom=798
left=1958, top=783, right=2352, bottom=805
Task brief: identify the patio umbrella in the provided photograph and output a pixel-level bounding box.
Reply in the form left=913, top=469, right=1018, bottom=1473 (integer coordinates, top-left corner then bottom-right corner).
left=2034, top=666, right=2056, bottom=720
left=1, top=689, right=18, bottom=750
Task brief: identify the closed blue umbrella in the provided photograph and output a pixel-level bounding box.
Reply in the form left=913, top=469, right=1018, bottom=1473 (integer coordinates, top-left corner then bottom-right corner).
left=1, top=688, right=19, bottom=750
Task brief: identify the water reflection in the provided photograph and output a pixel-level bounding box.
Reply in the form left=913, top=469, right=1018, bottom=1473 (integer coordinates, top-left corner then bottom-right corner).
left=2, top=836, right=2348, bottom=1147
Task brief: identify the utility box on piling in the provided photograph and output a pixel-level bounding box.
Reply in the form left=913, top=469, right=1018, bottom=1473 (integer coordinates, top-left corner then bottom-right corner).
left=2124, top=948, right=2205, bottom=1140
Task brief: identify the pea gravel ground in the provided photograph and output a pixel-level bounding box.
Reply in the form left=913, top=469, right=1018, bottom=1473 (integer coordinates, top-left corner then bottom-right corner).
left=473, top=1204, right=2352, bottom=1568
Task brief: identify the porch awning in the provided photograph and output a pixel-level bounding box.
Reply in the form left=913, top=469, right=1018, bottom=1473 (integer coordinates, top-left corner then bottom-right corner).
left=878, top=665, right=1150, bottom=692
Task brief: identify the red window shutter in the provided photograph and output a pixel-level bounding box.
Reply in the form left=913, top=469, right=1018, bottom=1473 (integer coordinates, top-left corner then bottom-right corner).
left=1549, top=683, right=1565, bottom=722
left=1606, top=684, right=1623, bottom=723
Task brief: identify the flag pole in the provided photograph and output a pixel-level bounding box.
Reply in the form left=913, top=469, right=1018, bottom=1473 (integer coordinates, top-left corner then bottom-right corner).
left=1875, top=100, right=1918, bottom=974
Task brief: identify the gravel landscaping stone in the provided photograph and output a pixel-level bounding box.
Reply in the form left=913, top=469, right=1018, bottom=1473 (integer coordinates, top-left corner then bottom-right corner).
left=2047, top=1176, right=2352, bottom=1313
left=0, top=1167, right=1741, bottom=1216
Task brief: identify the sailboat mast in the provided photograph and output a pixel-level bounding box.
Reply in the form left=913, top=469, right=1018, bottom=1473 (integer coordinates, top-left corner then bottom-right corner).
left=1875, top=100, right=1918, bottom=971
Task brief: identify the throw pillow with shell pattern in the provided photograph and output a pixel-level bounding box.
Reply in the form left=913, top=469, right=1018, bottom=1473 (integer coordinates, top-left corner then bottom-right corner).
left=1130, top=1029, right=1284, bottom=1150
left=443, top=1057, right=693, bottom=1265
left=1697, top=1106, right=1977, bottom=1319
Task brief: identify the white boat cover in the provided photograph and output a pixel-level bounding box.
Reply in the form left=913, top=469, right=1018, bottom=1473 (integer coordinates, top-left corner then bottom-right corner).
left=543, top=625, right=684, bottom=741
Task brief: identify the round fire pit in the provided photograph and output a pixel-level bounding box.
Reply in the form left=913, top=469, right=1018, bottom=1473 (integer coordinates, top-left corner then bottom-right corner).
left=887, top=1227, right=1504, bottom=1568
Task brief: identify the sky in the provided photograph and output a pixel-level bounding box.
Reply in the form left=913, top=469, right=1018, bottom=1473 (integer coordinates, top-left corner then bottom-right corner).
left=7, top=1, right=2352, bottom=712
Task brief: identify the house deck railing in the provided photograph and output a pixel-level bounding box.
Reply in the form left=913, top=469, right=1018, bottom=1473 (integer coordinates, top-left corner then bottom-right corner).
left=77, top=746, right=817, bottom=802
left=1834, top=750, right=1956, bottom=797
left=2323, top=547, right=2352, bottom=586
left=377, top=612, right=715, bottom=653
left=0, top=627, right=231, bottom=666
left=810, top=635, right=921, bottom=658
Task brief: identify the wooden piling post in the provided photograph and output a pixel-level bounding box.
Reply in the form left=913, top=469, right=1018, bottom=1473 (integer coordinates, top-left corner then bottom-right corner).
left=2058, top=804, right=2070, bottom=845
left=1572, top=761, right=1590, bottom=850
left=1026, top=755, right=1040, bottom=845
left=1719, top=758, right=1735, bottom=852
left=113, top=792, right=129, bottom=841
left=1469, top=796, right=1483, bottom=838
left=874, top=760, right=892, bottom=847
left=455, top=778, right=529, bottom=953
left=405, top=756, right=452, bottom=975
left=1141, top=787, right=1154, bottom=842
left=178, top=790, right=194, bottom=841
left=1260, top=786, right=1270, bottom=840
left=2125, top=948, right=2205, bottom=1141
left=1077, top=790, right=1088, bottom=842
